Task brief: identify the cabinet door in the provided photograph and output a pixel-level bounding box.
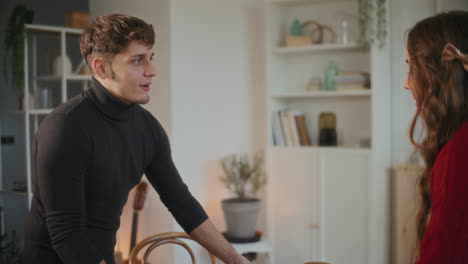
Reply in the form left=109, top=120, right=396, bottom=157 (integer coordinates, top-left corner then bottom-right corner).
left=269, top=148, right=318, bottom=264
left=318, top=149, right=369, bottom=264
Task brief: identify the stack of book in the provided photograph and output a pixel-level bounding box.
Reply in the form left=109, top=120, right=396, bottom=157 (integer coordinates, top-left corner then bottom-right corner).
left=271, top=110, right=312, bottom=147
left=333, top=72, right=370, bottom=91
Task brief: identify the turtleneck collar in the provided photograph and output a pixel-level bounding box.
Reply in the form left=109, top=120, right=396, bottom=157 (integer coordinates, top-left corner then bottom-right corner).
left=88, top=77, right=136, bottom=121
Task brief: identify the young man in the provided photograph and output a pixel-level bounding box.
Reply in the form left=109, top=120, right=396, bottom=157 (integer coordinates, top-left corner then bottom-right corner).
left=23, top=14, right=250, bottom=264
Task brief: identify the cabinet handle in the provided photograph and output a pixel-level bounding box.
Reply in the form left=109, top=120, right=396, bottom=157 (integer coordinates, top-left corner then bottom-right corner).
left=309, top=224, right=320, bottom=229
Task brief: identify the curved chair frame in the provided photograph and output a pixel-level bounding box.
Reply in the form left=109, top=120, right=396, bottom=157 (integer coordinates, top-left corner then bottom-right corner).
left=129, top=232, right=217, bottom=264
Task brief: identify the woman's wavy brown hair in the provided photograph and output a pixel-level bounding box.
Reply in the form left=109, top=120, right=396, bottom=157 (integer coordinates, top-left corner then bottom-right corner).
left=407, top=10, right=468, bottom=246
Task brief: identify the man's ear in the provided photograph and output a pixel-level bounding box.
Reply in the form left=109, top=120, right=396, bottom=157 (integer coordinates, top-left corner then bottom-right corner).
left=92, top=58, right=111, bottom=79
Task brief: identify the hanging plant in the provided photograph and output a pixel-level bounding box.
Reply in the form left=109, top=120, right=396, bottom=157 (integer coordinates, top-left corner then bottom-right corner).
left=375, top=0, right=387, bottom=47
left=358, top=0, right=387, bottom=47
left=3, top=4, right=34, bottom=91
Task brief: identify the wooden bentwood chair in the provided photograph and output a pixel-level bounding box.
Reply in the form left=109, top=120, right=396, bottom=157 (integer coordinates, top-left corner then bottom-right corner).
left=129, top=232, right=217, bottom=264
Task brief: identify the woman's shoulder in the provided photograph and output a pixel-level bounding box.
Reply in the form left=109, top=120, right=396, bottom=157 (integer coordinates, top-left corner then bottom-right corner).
left=433, top=122, right=468, bottom=172
left=445, top=121, right=468, bottom=152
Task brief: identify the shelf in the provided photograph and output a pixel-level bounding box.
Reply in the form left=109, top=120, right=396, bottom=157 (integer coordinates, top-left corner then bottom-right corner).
left=35, top=74, right=92, bottom=81
left=270, top=0, right=353, bottom=6
left=272, top=90, right=371, bottom=99
left=14, top=109, right=53, bottom=115
left=28, top=109, right=53, bottom=115
left=0, top=190, right=29, bottom=196
left=272, top=42, right=367, bottom=54
left=26, top=24, right=84, bottom=35
left=270, top=146, right=371, bottom=154
left=231, top=239, right=272, bottom=255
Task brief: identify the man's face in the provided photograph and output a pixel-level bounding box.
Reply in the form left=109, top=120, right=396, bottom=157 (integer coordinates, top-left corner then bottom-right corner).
left=101, top=41, right=156, bottom=104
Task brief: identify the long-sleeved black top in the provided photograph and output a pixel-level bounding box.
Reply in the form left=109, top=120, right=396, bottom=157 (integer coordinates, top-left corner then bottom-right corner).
left=23, top=78, right=208, bottom=264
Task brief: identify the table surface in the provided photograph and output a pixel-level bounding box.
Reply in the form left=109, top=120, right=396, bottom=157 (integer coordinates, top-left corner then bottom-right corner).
left=231, top=239, right=272, bottom=254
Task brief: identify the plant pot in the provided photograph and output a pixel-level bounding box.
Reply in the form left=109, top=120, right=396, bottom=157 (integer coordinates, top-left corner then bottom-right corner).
left=222, top=198, right=260, bottom=239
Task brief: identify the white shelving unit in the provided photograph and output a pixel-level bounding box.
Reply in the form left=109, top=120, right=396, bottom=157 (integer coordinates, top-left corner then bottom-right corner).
left=272, top=42, right=366, bottom=54
left=271, top=90, right=371, bottom=99
left=265, top=0, right=391, bottom=264
left=35, top=74, right=92, bottom=81
left=28, top=109, right=54, bottom=115
left=0, top=190, right=29, bottom=196
left=23, top=24, right=91, bottom=205
left=271, top=0, right=354, bottom=6
left=271, top=145, right=371, bottom=154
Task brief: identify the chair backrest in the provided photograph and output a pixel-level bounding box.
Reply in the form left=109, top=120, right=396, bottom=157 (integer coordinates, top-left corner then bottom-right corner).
left=129, top=232, right=217, bottom=264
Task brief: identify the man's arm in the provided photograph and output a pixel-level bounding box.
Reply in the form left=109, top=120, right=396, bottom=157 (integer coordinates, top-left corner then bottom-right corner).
left=36, top=114, right=105, bottom=264
left=144, top=116, right=249, bottom=263
left=189, top=219, right=251, bottom=264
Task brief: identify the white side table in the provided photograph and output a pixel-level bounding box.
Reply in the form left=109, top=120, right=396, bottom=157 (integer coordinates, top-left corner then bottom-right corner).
left=231, top=239, right=272, bottom=264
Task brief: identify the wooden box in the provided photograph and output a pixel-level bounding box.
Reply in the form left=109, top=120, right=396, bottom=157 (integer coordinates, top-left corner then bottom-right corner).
left=286, top=35, right=313, bottom=47
left=65, top=11, right=90, bottom=29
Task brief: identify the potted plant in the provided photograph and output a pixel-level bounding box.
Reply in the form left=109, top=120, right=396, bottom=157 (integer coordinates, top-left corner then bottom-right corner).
left=0, top=207, right=22, bottom=264
left=220, top=151, right=267, bottom=241
left=0, top=231, right=22, bottom=264
left=3, top=4, right=34, bottom=108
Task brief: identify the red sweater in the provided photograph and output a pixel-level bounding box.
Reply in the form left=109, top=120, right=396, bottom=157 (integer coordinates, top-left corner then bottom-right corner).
left=416, top=122, right=468, bottom=264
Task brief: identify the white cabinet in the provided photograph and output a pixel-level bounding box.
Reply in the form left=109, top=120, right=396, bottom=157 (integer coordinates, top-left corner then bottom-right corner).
left=319, top=149, right=369, bottom=264
left=265, top=0, right=391, bottom=263
left=269, top=147, right=369, bottom=264
left=269, top=147, right=318, bottom=263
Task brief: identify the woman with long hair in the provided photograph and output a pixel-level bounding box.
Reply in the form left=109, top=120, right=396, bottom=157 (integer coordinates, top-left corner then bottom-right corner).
left=405, top=10, right=468, bottom=263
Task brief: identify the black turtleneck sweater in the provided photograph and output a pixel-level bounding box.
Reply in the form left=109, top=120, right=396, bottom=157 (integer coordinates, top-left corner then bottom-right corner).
left=23, top=79, right=208, bottom=264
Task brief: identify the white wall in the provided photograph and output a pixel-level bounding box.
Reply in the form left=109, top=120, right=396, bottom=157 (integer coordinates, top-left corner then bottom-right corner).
left=169, top=1, right=265, bottom=262
left=389, top=0, right=468, bottom=166
left=90, top=0, right=174, bottom=262
left=90, top=0, right=266, bottom=263
left=169, top=0, right=266, bottom=226
left=389, top=0, right=436, bottom=165
left=437, top=0, right=468, bottom=12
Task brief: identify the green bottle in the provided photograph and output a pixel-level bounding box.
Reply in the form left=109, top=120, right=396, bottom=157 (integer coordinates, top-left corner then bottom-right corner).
left=290, top=19, right=303, bottom=36
left=324, top=60, right=339, bottom=91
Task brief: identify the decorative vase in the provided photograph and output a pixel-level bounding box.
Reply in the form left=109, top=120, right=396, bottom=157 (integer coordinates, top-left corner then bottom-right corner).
left=52, top=55, right=72, bottom=75
left=18, top=92, right=35, bottom=111
left=323, top=60, right=339, bottom=91
left=39, top=86, right=52, bottom=108
left=318, top=112, right=337, bottom=146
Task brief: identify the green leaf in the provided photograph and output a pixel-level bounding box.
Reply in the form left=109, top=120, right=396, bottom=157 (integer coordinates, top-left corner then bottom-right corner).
left=219, top=151, right=267, bottom=199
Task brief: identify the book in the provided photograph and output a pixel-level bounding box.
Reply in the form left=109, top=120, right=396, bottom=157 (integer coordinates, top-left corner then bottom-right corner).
left=272, top=111, right=285, bottom=146
left=333, top=72, right=370, bottom=88
left=280, top=111, right=292, bottom=146
left=335, top=83, right=368, bottom=91
left=295, top=114, right=312, bottom=146
left=287, top=111, right=300, bottom=147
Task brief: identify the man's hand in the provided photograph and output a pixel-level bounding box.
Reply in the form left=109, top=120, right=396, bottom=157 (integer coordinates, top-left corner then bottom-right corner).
left=99, top=260, right=106, bottom=264
left=189, top=219, right=252, bottom=264
left=237, top=255, right=252, bottom=264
